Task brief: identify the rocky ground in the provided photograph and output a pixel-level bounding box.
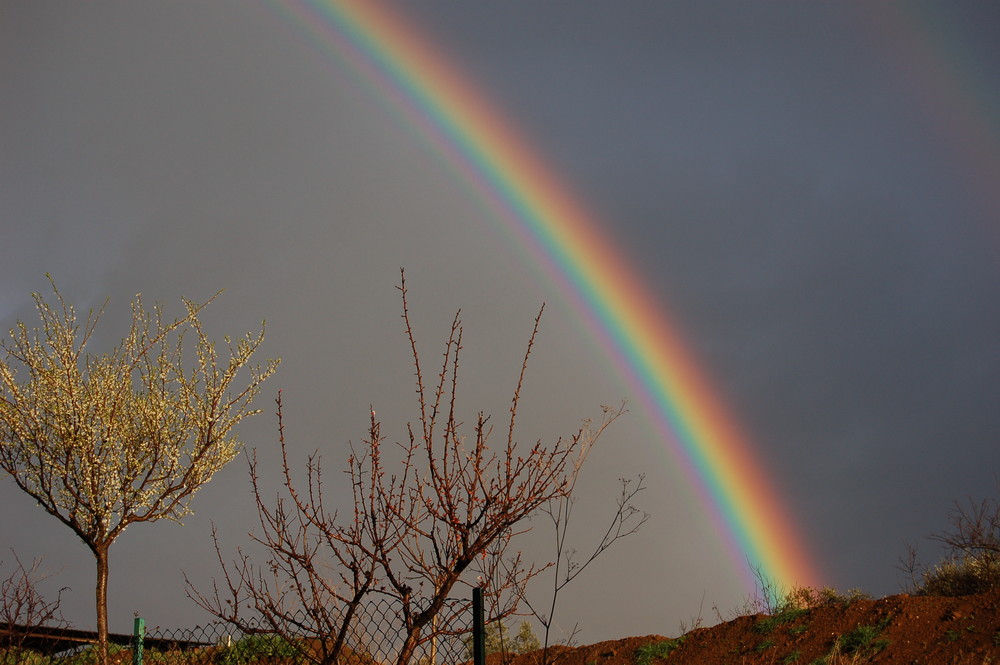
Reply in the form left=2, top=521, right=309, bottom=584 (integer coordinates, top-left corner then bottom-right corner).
left=497, top=589, right=1000, bottom=665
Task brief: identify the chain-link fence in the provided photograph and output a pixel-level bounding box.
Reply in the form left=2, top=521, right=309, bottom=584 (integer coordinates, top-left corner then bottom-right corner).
left=138, top=596, right=473, bottom=665
left=1, top=594, right=479, bottom=665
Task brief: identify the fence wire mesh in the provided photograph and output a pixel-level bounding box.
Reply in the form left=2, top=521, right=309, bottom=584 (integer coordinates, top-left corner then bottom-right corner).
left=151, top=596, right=472, bottom=665
left=2, top=596, right=475, bottom=665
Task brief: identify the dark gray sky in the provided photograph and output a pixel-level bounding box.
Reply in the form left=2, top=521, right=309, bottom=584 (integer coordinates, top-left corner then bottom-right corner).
left=2, top=0, right=999, bottom=644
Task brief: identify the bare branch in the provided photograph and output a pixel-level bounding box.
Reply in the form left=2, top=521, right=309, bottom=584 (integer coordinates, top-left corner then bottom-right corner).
left=196, top=273, right=623, bottom=665
left=0, top=551, right=69, bottom=653
left=899, top=491, right=1000, bottom=596
left=519, top=427, right=648, bottom=665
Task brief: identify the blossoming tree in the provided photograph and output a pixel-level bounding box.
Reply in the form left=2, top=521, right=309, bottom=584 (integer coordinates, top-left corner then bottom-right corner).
left=0, top=279, right=278, bottom=662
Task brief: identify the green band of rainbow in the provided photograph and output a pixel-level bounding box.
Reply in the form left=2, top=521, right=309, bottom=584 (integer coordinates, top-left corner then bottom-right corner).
left=272, top=0, right=825, bottom=592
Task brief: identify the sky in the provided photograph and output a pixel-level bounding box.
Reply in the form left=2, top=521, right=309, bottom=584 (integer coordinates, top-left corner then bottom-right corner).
left=2, top=0, right=1000, bottom=645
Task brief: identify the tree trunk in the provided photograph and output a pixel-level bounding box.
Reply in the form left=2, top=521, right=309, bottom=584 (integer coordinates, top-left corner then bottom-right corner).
left=95, top=545, right=110, bottom=665
left=396, top=632, right=420, bottom=665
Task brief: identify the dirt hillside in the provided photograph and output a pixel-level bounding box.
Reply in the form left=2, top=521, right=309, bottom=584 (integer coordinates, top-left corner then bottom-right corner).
left=499, top=589, right=1000, bottom=665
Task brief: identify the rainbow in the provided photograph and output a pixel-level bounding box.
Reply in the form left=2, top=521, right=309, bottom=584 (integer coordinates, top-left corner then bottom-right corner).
left=862, top=4, right=1000, bottom=246
left=270, top=0, right=824, bottom=592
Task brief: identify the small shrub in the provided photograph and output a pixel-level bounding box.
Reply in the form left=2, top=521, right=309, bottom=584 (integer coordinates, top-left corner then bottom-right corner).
left=716, top=583, right=861, bottom=626
left=144, top=648, right=208, bottom=665
left=823, top=588, right=872, bottom=606
left=634, top=637, right=685, bottom=665
left=753, top=606, right=809, bottom=634
left=919, top=555, right=1000, bottom=597
left=216, top=634, right=300, bottom=665
left=60, top=644, right=126, bottom=665
left=0, top=647, right=48, bottom=665
left=765, top=585, right=871, bottom=614
left=462, top=619, right=541, bottom=659
left=780, top=586, right=816, bottom=611
left=837, top=624, right=890, bottom=657
left=785, top=586, right=870, bottom=609
left=782, top=650, right=801, bottom=664
left=903, top=493, right=1000, bottom=596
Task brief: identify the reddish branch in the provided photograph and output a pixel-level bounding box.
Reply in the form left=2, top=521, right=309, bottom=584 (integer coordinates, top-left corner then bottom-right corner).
left=191, top=271, right=623, bottom=665
left=0, top=552, right=68, bottom=653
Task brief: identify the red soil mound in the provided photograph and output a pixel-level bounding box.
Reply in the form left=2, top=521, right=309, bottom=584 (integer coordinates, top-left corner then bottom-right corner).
left=501, top=589, right=1000, bottom=665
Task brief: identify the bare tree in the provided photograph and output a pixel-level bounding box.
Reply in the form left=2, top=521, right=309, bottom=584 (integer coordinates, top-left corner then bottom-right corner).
left=898, top=493, right=1000, bottom=596
left=187, top=393, right=405, bottom=665
left=0, top=552, right=68, bottom=656
left=931, top=495, right=1000, bottom=562
left=516, top=470, right=647, bottom=662
left=192, top=271, right=621, bottom=665
left=0, top=279, right=278, bottom=662
left=386, top=281, right=624, bottom=665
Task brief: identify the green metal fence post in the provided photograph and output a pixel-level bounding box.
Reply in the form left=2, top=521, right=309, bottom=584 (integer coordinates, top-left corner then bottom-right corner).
left=132, top=617, right=145, bottom=665
left=473, top=587, right=486, bottom=665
